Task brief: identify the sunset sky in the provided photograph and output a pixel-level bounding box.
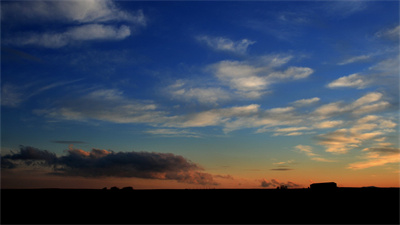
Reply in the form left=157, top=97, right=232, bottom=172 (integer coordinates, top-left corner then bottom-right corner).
left=1, top=0, right=399, bottom=189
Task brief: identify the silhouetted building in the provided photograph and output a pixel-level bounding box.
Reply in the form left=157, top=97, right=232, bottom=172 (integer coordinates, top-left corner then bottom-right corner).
left=310, top=182, right=337, bottom=190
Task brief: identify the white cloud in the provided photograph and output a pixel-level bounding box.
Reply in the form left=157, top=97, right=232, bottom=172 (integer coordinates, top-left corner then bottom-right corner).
left=327, top=73, right=370, bottom=89
left=1, top=0, right=146, bottom=25
left=338, top=55, right=371, bottom=65
left=268, top=67, right=313, bottom=80
left=211, top=56, right=313, bottom=99
left=314, top=92, right=389, bottom=118
left=197, top=35, right=255, bottom=54
left=291, top=97, right=320, bottom=106
left=348, top=146, right=400, bottom=169
left=314, top=120, right=343, bottom=129
left=375, top=25, right=400, bottom=41
left=167, top=80, right=232, bottom=105
left=2, top=0, right=145, bottom=48
left=316, top=114, right=397, bottom=154
left=10, top=24, right=132, bottom=48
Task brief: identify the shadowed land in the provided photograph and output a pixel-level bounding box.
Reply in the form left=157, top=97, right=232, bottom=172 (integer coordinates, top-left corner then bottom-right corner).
left=1, top=187, right=399, bottom=224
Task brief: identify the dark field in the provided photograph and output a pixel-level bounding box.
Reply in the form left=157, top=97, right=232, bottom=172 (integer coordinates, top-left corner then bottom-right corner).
left=1, top=188, right=399, bottom=224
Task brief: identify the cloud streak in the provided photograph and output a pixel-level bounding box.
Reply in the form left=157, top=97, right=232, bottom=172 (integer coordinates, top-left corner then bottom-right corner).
left=197, top=35, right=255, bottom=54
left=2, top=0, right=146, bottom=48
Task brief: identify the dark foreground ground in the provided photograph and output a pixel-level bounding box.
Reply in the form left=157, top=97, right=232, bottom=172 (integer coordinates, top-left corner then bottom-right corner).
left=1, top=188, right=399, bottom=224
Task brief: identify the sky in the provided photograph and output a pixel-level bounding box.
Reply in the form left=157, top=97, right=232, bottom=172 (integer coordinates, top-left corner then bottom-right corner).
left=1, top=0, right=399, bottom=189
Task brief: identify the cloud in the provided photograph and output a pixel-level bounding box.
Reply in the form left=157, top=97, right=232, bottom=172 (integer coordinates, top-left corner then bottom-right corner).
left=145, top=129, right=201, bottom=138
left=197, top=35, right=255, bottom=54
left=34, top=88, right=168, bottom=124
left=9, top=24, right=132, bottom=48
left=295, top=145, right=335, bottom=162
left=1, top=0, right=145, bottom=25
left=167, top=80, right=232, bottom=105
left=348, top=146, right=400, bottom=170
left=316, top=115, right=396, bottom=154
left=291, top=97, right=320, bottom=106
left=260, top=178, right=302, bottom=188
left=211, top=55, right=313, bottom=99
left=375, top=25, right=400, bottom=41
left=327, top=73, right=370, bottom=89
left=313, top=120, right=343, bottom=129
left=2, top=146, right=218, bottom=185
left=313, top=92, right=389, bottom=118
left=338, top=55, right=371, bottom=65
left=1, top=79, right=83, bottom=107
left=2, top=0, right=145, bottom=48
left=270, top=168, right=293, bottom=171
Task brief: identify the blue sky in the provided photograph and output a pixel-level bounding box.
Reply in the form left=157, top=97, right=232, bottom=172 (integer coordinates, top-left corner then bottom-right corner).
left=1, top=0, right=399, bottom=189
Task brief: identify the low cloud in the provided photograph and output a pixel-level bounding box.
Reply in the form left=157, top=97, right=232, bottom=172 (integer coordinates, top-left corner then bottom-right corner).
left=270, top=168, right=293, bottom=171
left=2, top=146, right=218, bottom=185
left=260, top=178, right=302, bottom=188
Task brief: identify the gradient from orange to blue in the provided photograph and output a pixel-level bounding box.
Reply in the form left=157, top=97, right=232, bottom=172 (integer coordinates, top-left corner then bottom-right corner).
left=1, top=1, right=399, bottom=189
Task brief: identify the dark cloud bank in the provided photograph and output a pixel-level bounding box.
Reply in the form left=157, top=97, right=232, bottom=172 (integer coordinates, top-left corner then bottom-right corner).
left=1, top=146, right=217, bottom=185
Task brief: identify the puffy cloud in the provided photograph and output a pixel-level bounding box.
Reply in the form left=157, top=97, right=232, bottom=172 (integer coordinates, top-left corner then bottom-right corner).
left=210, top=55, right=313, bottom=99
left=327, top=73, right=370, bottom=89
left=197, top=35, right=255, bottom=54
left=2, top=146, right=218, bottom=185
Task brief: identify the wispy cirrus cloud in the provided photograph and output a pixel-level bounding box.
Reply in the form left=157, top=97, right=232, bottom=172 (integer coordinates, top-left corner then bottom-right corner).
left=34, top=88, right=166, bottom=124
left=295, top=145, right=335, bottom=162
left=1, top=79, right=83, bottom=108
